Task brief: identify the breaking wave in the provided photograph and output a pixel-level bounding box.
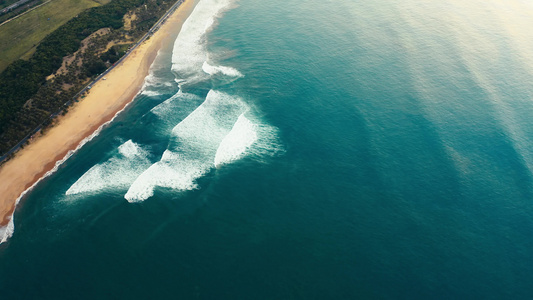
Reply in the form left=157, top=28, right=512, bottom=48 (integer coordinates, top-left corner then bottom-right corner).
left=171, top=0, right=235, bottom=84
left=0, top=217, right=14, bottom=244
left=214, top=114, right=257, bottom=167
left=125, top=90, right=284, bottom=202
left=141, top=90, right=163, bottom=97
left=66, top=140, right=151, bottom=196
left=202, top=61, right=243, bottom=78
left=150, top=90, right=203, bottom=119
left=140, top=62, right=176, bottom=96
left=125, top=90, right=246, bottom=202
left=140, top=74, right=164, bottom=96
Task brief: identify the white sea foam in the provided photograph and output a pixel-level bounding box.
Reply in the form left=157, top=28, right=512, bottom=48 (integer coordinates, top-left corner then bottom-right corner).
left=0, top=216, right=14, bottom=244
left=247, top=122, right=285, bottom=163
left=150, top=93, right=181, bottom=117
left=140, top=54, right=177, bottom=92
left=125, top=90, right=285, bottom=202
left=150, top=90, right=202, bottom=118
left=125, top=90, right=246, bottom=202
left=140, top=74, right=159, bottom=93
left=66, top=140, right=151, bottom=196
left=202, top=61, right=243, bottom=78
left=141, top=90, right=163, bottom=97
left=118, top=140, right=143, bottom=158
left=218, top=115, right=285, bottom=167
left=124, top=151, right=205, bottom=201
left=171, top=0, right=235, bottom=82
left=214, top=114, right=257, bottom=167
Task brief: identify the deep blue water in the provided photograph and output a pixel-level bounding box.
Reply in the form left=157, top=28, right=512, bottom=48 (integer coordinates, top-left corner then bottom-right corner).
left=2, top=0, right=533, bottom=298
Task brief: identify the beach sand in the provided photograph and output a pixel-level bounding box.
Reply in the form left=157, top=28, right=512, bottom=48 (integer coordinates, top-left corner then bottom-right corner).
left=0, top=0, right=198, bottom=235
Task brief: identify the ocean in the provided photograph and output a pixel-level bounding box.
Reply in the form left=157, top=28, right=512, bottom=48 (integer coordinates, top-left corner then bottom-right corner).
left=2, top=0, right=533, bottom=298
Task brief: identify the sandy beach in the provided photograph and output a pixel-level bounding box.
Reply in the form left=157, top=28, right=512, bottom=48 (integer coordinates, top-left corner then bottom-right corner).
left=0, top=0, right=198, bottom=234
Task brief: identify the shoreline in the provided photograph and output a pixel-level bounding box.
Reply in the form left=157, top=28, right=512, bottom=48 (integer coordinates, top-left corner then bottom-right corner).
left=0, top=0, right=199, bottom=241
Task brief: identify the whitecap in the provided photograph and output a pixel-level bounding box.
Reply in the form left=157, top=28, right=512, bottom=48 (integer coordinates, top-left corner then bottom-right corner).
left=171, top=0, right=235, bottom=83
left=125, top=90, right=246, bottom=202
left=125, top=90, right=285, bottom=202
left=202, top=61, right=243, bottom=78
left=66, top=140, right=151, bottom=196
left=141, top=90, right=163, bottom=97
left=150, top=90, right=203, bottom=119
left=0, top=217, right=14, bottom=244
left=214, top=114, right=257, bottom=167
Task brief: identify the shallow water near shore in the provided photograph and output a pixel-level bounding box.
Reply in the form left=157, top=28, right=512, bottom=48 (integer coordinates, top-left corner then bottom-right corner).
left=3, top=0, right=533, bottom=298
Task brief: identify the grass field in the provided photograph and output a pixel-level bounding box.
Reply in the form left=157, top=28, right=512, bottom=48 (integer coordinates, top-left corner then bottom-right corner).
left=0, top=0, right=109, bottom=72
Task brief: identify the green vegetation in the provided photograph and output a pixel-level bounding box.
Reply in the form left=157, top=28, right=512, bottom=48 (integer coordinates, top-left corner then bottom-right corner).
left=100, top=43, right=130, bottom=64
left=0, top=0, right=105, bottom=71
left=0, top=0, right=177, bottom=156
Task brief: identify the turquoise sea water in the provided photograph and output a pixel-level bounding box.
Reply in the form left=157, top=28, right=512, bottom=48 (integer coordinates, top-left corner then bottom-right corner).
left=3, top=0, right=533, bottom=298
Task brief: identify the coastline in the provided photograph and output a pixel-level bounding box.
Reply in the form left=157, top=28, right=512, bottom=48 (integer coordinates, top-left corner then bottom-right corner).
left=0, top=0, right=199, bottom=241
